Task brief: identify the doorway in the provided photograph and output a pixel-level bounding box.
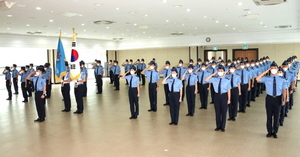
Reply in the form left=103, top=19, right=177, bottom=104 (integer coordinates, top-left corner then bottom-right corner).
left=232, top=49, right=258, bottom=61
left=204, top=49, right=228, bottom=61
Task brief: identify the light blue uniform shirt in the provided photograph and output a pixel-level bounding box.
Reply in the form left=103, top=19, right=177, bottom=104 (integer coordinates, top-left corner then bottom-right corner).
left=144, top=70, right=159, bottom=83
left=136, top=63, right=143, bottom=70
left=249, top=67, right=258, bottom=78
left=77, top=72, right=87, bottom=85
left=19, top=72, right=27, bottom=82
left=111, top=65, right=120, bottom=75
left=166, top=78, right=183, bottom=92
left=125, top=64, right=131, bottom=71
left=80, top=67, right=88, bottom=74
left=259, top=75, right=288, bottom=96
left=140, top=63, right=146, bottom=70
left=66, top=67, right=70, bottom=73
left=125, top=75, right=140, bottom=87
left=11, top=69, right=18, bottom=78
left=208, top=76, right=231, bottom=94
left=197, top=70, right=211, bottom=84
left=184, top=73, right=198, bottom=86
left=45, top=68, right=52, bottom=79
left=236, top=68, right=252, bottom=84
left=29, top=68, right=35, bottom=73
left=62, top=72, right=71, bottom=83
left=4, top=71, right=11, bottom=80
left=94, top=66, right=103, bottom=75
left=160, top=69, right=172, bottom=78
left=283, top=70, right=296, bottom=87
left=226, top=73, right=241, bottom=88
left=30, top=75, right=46, bottom=91
left=176, top=67, right=187, bottom=79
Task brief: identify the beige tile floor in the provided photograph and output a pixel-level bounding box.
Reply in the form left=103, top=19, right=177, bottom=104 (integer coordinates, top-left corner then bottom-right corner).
left=0, top=78, right=299, bottom=157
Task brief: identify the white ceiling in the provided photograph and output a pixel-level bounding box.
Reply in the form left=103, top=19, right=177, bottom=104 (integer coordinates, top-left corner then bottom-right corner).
left=0, top=0, right=300, bottom=49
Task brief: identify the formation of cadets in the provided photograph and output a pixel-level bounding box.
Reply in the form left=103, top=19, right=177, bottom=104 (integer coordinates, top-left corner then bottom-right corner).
left=2, top=55, right=299, bottom=138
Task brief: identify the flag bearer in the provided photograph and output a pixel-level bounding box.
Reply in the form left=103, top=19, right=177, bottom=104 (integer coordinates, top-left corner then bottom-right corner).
left=61, top=62, right=72, bottom=112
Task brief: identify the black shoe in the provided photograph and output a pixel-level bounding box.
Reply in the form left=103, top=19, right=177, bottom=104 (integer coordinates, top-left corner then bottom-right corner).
left=96, top=92, right=102, bottom=94
left=285, top=114, right=288, bottom=117
left=22, top=100, right=28, bottom=102
left=169, top=122, right=174, bottom=125
left=186, top=113, right=190, bottom=116
left=174, top=123, right=178, bottom=125
left=266, top=133, right=273, bottom=137
left=114, top=89, right=119, bottom=91
left=221, top=129, right=225, bottom=132
left=280, top=123, right=283, bottom=126
left=232, top=118, right=236, bottom=121
left=109, top=83, right=113, bottom=84
left=163, top=103, right=169, bottom=106
left=34, top=118, right=41, bottom=122
left=39, top=118, right=45, bottom=122
left=210, top=102, right=214, bottom=104
left=62, top=109, right=71, bottom=112
left=203, top=107, right=207, bottom=109
left=227, top=118, right=232, bottom=121
left=190, top=113, right=194, bottom=116
left=273, top=133, right=278, bottom=138
left=238, top=110, right=242, bottom=112
left=73, top=111, right=83, bottom=114
left=247, top=104, right=251, bottom=107
left=199, top=107, right=204, bottom=109
left=6, top=98, right=11, bottom=100
left=148, top=109, right=153, bottom=112
left=28, top=95, right=32, bottom=97
left=153, top=110, right=157, bottom=112
left=215, top=128, right=220, bottom=131
left=251, top=99, right=255, bottom=102
left=129, top=116, right=135, bottom=119
left=125, top=83, right=128, bottom=85
left=133, top=116, right=138, bottom=119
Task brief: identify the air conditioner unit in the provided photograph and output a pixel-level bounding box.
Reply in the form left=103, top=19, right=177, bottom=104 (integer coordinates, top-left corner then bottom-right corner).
left=253, top=0, right=287, bottom=6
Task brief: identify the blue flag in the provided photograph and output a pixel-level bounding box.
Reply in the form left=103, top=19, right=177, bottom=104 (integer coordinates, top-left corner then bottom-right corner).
left=55, top=36, right=67, bottom=81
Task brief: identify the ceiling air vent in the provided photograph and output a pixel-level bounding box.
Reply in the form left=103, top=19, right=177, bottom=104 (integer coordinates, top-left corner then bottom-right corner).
left=171, top=32, right=183, bottom=36
left=253, top=0, right=287, bottom=6
left=94, top=20, right=115, bottom=25
left=274, top=25, right=292, bottom=28
left=113, top=38, right=123, bottom=41
left=27, top=31, right=42, bottom=35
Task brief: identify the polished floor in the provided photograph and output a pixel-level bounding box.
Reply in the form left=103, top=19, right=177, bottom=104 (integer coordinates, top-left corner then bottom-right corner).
left=0, top=78, right=299, bottom=157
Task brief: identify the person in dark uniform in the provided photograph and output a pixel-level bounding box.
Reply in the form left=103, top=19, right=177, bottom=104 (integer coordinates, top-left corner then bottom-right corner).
left=182, top=65, right=198, bottom=116
left=140, top=59, right=146, bottom=85
left=93, top=59, right=97, bottom=84
left=134, top=59, right=142, bottom=80
left=206, top=65, right=231, bottom=132
left=61, top=62, right=72, bottom=112
left=79, top=60, right=88, bottom=97
left=11, top=64, right=18, bottom=94
left=26, top=65, right=46, bottom=122
left=44, top=63, right=52, bottom=98
left=159, top=61, right=172, bottom=106
left=141, top=61, right=160, bottom=112
left=25, top=65, right=32, bottom=97
left=236, top=61, right=251, bottom=113
left=73, top=69, right=87, bottom=114
left=208, top=61, right=218, bottom=104
left=3, top=66, right=12, bottom=100
left=256, top=62, right=288, bottom=138
left=122, top=59, right=130, bottom=85
left=92, top=60, right=104, bottom=94
left=29, top=63, right=35, bottom=92
left=110, top=60, right=121, bottom=90
left=19, top=67, right=28, bottom=102
left=176, top=59, right=187, bottom=101
left=107, top=60, right=114, bottom=84
left=149, top=58, right=158, bottom=71
left=277, top=67, right=289, bottom=126
left=162, top=67, right=183, bottom=125
left=226, top=64, right=241, bottom=121
left=122, top=65, right=140, bottom=119
left=195, top=63, right=211, bottom=109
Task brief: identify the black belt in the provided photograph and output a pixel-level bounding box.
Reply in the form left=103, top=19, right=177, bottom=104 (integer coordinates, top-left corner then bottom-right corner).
left=231, top=87, right=238, bottom=89
left=129, top=87, right=137, bottom=89
left=149, top=83, right=157, bottom=84
left=187, top=85, right=195, bottom=87
left=241, top=83, right=248, bottom=85
left=170, top=92, right=179, bottom=93
left=217, top=92, right=227, bottom=95
left=267, top=95, right=281, bottom=98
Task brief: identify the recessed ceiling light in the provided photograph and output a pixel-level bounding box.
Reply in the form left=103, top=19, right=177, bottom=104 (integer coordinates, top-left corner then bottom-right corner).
left=36, top=7, right=41, bottom=10
left=143, top=32, right=145, bottom=33
left=94, top=3, right=103, bottom=6
left=145, top=14, right=148, bottom=17
left=233, top=28, right=236, bottom=30
left=194, top=27, right=197, bottom=29
left=106, top=27, right=109, bottom=29
left=239, top=30, right=242, bottom=32
left=127, top=30, right=129, bottom=31
left=173, top=5, right=182, bottom=7
left=186, top=9, right=190, bottom=12
left=116, top=8, right=119, bottom=10
left=203, top=16, right=207, bottom=18
left=50, top=11, right=53, bottom=13
left=225, top=24, right=228, bottom=27
left=7, top=15, right=12, bottom=17
left=7, top=28, right=10, bottom=30
left=260, top=22, right=263, bottom=25
left=238, top=2, right=243, bottom=6
left=49, top=19, right=53, bottom=22
left=248, top=11, right=251, bottom=14
left=26, top=24, right=30, bottom=26
left=79, top=14, right=83, bottom=16
left=216, top=21, right=219, bottom=23
left=264, top=25, right=267, bottom=27
left=83, top=30, right=86, bottom=32
left=166, top=20, right=169, bottom=22
left=149, top=37, right=151, bottom=38
left=182, top=24, right=185, bottom=26
left=134, top=23, right=137, bottom=26
left=129, top=11, right=137, bottom=14
left=205, top=30, right=207, bottom=32
left=28, top=17, right=36, bottom=20
left=17, top=4, right=26, bottom=7
left=81, top=23, right=85, bottom=26
left=162, top=0, right=167, bottom=2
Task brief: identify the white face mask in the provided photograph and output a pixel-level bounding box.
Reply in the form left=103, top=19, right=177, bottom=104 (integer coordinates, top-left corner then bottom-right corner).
left=288, top=64, right=291, bottom=67
left=201, top=67, right=206, bottom=71
left=237, top=61, right=240, bottom=63
left=35, top=72, right=40, bottom=76
left=278, top=73, right=283, bottom=77
left=251, top=64, right=255, bottom=67
left=233, top=62, right=237, bottom=64
left=227, top=63, right=231, bottom=66
left=221, top=63, right=224, bottom=66
left=189, top=63, right=193, bottom=64
left=44, top=68, right=47, bottom=71
left=240, top=65, right=245, bottom=69
left=198, top=62, right=202, bottom=65
left=263, top=60, right=266, bottom=63
left=283, top=68, right=288, bottom=71
left=212, top=65, right=216, bottom=68
left=171, top=74, right=177, bottom=78
left=256, top=63, right=259, bottom=65
left=179, top=64, right=182, bottom=67
left=20, top=71, right=23, bottom=74
left=218, top=72, right=224, bottom=76
left=266, top=59, right=269, bottom=61
left=130, top=71, right=135, bottom=75
left=150, top=66, right=154, bottom=70
left=246, top=64, right=250, bottom=67
left=271, top=69, right=278, bottom=74
left=165, top=66, right=169, bottom=69
left=260, top=62, right=263, bottom=64
left=230, top=69, right=235, bottom=73
left=205, top=62, right=209, bottom=65
left=97, top=64, right=100, bottom=66
left=188, top=70, right=193, bottom=73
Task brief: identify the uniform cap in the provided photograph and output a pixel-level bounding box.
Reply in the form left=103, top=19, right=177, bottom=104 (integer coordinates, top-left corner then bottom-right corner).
left=245, top=60, right=250, bottom=63
left=109, top=60, right=112, bottom=62
left=125, top=59, right=128, bottom=62
left=80, top=60, right=85, bottom=65
left=114, top=60, right=118, bottom=64
left=220, top=60, right=224, bottom=63
left=218, top=57, right=222, bottom=59
left=141, top=59, right=144, bottom=61
left=263, top=57, right=266, bottom=59
left=251, top=60, right=255, bottom=63
left=266, top=56, right=269, bottom=59
left=201, top=63, right=207, bottom=66
left=233, top=58, right=237, bottom=61
left=282, top=61, right=288, bottom=65
left=188, top=64, right=194, bottom=69
left=179, top=59, right=183, bottom=63
left=36, top=65, right=45, bottom=72
left=5, top=66, right=10, bottom=70
left=130, top=59, right=133, bottom=62
left=171, top=67, right=177, bottom=73
left=152, top=58, right=156, bottom=61
left=44, top=63, right=50, bottom=67
left=30, top=63, right=33, bottom=66
left=255, top=59, right=259, bottom=62
left=21, top=67, right=25, bottom=70
left=97, top=60, right=101, bottom=63
left=26, top=65, right=30, bottom=68
left=218, top=65, right=225, bottom=71
left=189, top=59, right=194, bottom=62
left=229, top=64, right=236, bottom=68
left=137, top=59, right=140, bottom=61
left=65, top=61, right=69, bottom=66
left=150, top=61, right=156, bottom=65
left=197, top=58, right=202, bottom=62
left=165, top=61, right=170, bottom=65
left=212, top=57, right=215, bottom=60
left=240, top=61, right=245, bottom=64
left=227, top=59, right=232, bottom=62
left=270, top=61, right=278, bottom=67
left=130, top=65, right=136, bottom=71
left=278, top=67, right=283, bottom=72
left=13, top=64, right=17, bottom=67
left=211, top=61, right=217, bottom=64
left=205, top=59, right=209, bottom=62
